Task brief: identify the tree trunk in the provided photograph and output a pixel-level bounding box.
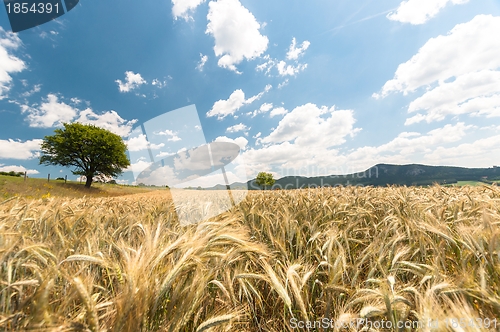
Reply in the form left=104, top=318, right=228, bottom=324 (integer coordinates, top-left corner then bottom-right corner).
left=85, top=176, right=93, bottom=188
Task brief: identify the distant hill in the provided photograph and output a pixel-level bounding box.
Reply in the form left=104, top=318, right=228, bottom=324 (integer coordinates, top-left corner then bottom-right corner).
left=203, top=164, right=500, bottom=190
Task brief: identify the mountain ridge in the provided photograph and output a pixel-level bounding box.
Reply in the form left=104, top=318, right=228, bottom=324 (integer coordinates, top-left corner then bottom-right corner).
left=202, top=163, right=500, bottom=190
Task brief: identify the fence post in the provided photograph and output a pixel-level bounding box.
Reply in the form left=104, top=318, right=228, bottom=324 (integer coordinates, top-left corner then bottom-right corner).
left=65, top=175, right=67, bottom=184
left=24, top=171, right=27, bottom=182
left=48, top=174, right=50, bottom=182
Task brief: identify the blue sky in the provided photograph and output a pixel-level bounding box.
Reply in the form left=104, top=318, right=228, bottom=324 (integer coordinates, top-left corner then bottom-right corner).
left=0, top=0, right=499, bottom=186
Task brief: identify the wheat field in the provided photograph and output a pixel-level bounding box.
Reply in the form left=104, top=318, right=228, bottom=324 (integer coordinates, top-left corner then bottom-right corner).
left=1, top=185, right=499, bottom=331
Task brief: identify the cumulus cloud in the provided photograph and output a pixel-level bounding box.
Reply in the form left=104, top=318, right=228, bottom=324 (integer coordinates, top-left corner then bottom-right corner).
left=226, top=123, right=250, bottom=134
left=352, top=122, right=472, bottom=158
left=172, top=0, right=205, bottom=20
left=214, top=135, right=248, bottom=150
left=152, top=79, right=167, bottom=89
left=115, top=71, right=147, bottom=92
left=21, top=94, right=137, bottom=136
left=126, top=134, right=165, bottom=152
left=206, top=0, right=268, bottom=72
left=0, top=164, right=39, bottom=174
left=207, top=85, right=271, bottom=119
left=257, top=38, right=310, bottom=77
left=241, top=119, right=480, bottom=178
left=75, top=109, right=137, bottom=137
left=405, top=70, right=500, bottom=124
left=387, top=0, right=469, bottom=25
left=374, top=15, right=500, bottom=126
left=249, top=102, right=273, bottom=117
left=127, top=157, right=153, bottom=175
left=0, top=27, right=26, bottom=99
left=286, top=37, right=310, bottom=60
left=22, top=94, right=78, bottom=128
left=262, top=103, right=360, bottom=147
left=20, top=84, right=41, bottom=98
left=197, top=53, right=208, bottom=71
left=0, top=139, right=42, bottom=160
left=240, top=103, right=361, bottom=174
left=375, top=15, right=500, bottom=98
left=154, top=129, right=181, bottom=142
left=270, top=107, right=287, bottom=117
left=424, top=134, right=500, bottom=166
left=276, top=61, right=308, bottom=77
left=226, top=123, right=249, bottom=133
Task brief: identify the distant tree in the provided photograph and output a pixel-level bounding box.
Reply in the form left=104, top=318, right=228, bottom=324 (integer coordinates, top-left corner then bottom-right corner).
left=255, top=172, right=275, bottom=190
left=39, top=123, right=130, bottom=188
left=0, top=171, right=23, bottom=177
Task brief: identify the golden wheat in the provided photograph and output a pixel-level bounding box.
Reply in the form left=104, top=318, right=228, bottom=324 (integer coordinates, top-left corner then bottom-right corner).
left=0, top=185, right=499, bottom=331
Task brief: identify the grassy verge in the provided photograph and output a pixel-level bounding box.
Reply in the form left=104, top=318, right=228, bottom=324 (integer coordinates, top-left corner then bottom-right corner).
left=0, top=175, right=160, bottom=200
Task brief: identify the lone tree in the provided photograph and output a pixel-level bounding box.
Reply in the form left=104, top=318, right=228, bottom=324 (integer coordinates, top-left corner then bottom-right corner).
left=255, top=172, right=275, bottom=190
left=39, top=123, right=130, bottom=188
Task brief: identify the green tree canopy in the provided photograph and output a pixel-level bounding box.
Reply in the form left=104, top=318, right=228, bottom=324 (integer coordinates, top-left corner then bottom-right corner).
left=255, top=172, right=275, bottom=190
left=39, top=123, right=130, bottom=188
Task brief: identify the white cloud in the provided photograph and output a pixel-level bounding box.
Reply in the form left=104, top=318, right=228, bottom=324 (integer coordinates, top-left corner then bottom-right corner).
left=154, top=129, right=182, bottom=142
left=387, top=0, right=469, bottom=25
left=270, top=107, right=287, bottom=117
left=126, top=134, right=165, bottom=152
left=206, top=0, right=268, bottom=72
left=327, top=122, right=474, bottom=172
left=197, top=53, right=208, bottom=71
left=255, top=55, right=275, bottom=74
left=0, top=164, right=39, bottom=174
left=286, top=38, right=310, bottom=60
left=172, top=0, right=206, bottom=20
left=0, top=139, right=42, bottom=160
left=214, top=135, right=248, bottom=150
left=127, top=157, right=153, bottom=175
left=259, top=103, right=273, bottom=112
left=405, top=70, right=500, bottom=124
left=21, top=94, right=137, bottom=136
left=22, top=94, right=78, bottom=128
left=358, top=122, right=472, bottom=157
left=278, top=79, right=289, bottom=89
left=74, top=109, right=137, bottom=137
left=20, top=84, right=41, bottom=98
left=262, top=104, right=360, bottom=147
left=207, top=85, right=271, bottom=119
left=0, top=27, right=26, bottom=99
left=257, top=38, right=309, bottom=77
left=375, top=15, right=500, bottom=126
left=152, top=79, right=167, bottom=89
left=249, top=102, right=273, bottom=117
left=240, top=103, right=361, bottom=174
left=423, top=134, right=500, bottom=167
left=242, top=121, right=479, bottom=178
left=226, top=123, right=250, bottom=133
left=208, top=90, right=245, bottom=119
left=155, top=151, right=176, bottom=158
left=375, top=15, right=500, bottom=98
left=115, top=71, right=147, bottom=92
left=277, top=61, right=308, bottom=77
